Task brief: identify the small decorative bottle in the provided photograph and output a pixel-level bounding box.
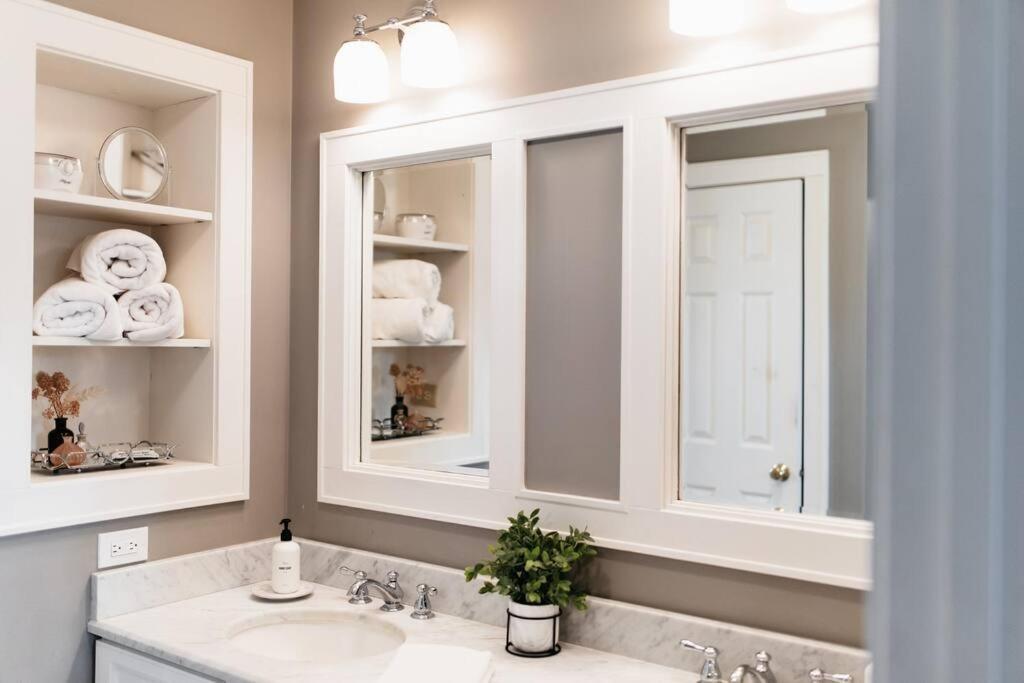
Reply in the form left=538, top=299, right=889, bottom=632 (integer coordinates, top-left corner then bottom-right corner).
left=391, top=395, right=409, bottom=428
left=47, top=416, right=74, bottom=453
left=76, top=422, right=93, bottom=454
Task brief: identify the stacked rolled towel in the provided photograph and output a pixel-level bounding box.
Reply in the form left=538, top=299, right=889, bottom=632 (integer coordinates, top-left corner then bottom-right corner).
left=33, top=278, right=123, bottom=341
left=118, top=283, right=185, bottom=342
left=33, top=229, right=184, bottom=342
left=372, top=299, right=455, bottom=344
left=371, top=259, right=454, bottom=344
left=67, top=228, right=167, bottom=295
left=373, top=259, right=441, bottom=305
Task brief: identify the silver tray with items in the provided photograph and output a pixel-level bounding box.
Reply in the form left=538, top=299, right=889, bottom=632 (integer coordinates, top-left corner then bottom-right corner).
left=31, top=440, right=176, bottom=475
left=370, top=417, right=444, bottom=441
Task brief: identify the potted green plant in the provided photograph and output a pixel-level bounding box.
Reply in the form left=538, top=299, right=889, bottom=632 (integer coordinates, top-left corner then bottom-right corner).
left=465, top=509, right=596, bottom=656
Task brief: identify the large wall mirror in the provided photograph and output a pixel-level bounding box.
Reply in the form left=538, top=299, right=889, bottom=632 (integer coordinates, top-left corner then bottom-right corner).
left=678, top=105, right=870, bottom=520
left=319, top=45, right=877, bottom=587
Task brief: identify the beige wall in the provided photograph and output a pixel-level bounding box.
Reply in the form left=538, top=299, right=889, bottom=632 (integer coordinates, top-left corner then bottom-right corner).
left=290, top=0, right=871, bottom=647
left=0, top=1, right=293, bottom=681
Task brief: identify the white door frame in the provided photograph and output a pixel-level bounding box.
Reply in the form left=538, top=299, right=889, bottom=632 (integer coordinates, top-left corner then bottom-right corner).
left=685, top=151, right=831, bottom=516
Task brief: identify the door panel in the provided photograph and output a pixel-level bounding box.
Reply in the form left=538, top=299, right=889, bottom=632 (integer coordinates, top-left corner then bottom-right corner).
left=680, top=179, right=803, bottom=511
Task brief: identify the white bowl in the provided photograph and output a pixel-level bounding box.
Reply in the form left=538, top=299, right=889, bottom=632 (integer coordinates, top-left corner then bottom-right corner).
left=395, top=213, right=438, bottom=241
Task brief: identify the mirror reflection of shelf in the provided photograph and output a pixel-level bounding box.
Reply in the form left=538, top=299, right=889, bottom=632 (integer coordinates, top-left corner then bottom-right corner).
left=32, top=337, right=211, bottom=349
left=372, top=339, right=466, bottom=348
left=363, top=155, right=489, bottom=474
left=369, top=430, right=468, bottom=451
left=34, top=189, right=212, bottom=227
left=372, top=234, right=468, bottom=254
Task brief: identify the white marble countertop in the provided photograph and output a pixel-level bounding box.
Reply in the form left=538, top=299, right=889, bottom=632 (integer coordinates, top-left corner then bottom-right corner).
left=88, top=581, right=699, bottom=683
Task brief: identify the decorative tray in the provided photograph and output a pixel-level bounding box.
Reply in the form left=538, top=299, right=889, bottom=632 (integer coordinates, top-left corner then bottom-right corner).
left=370, top=417, right=444, bottom=442
left=31, top=440, right=176, bottom=475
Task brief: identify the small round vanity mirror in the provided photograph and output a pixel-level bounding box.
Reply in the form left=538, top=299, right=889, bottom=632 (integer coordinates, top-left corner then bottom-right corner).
left=98, top=126, right=169, bottom=203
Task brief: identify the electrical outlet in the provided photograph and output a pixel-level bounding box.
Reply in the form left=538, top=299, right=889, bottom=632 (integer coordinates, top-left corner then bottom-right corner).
left=98, top=527, right=149, bottom=569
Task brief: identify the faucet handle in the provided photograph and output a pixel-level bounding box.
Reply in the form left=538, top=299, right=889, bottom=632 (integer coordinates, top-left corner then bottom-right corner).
left=411, top=583, right=438, bottom=620
left=338, top=566, right=372, bottom=604
left=809, top=668, right=852, bottom=682
left=680, top=639, right=723, bottom=682
left=338, top=565, right=367, bottom=580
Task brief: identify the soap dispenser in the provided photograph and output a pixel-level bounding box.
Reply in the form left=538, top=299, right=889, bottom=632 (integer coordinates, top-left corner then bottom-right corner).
left=272, top=518, right=300, bottom=594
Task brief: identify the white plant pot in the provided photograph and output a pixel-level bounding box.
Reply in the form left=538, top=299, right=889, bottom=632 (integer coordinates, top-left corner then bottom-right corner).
left=507, top=600, right=560, bottom=654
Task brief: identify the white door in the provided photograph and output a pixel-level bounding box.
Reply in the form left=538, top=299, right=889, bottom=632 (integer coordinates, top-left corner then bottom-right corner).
left=680, top=179, right=803, bottom=511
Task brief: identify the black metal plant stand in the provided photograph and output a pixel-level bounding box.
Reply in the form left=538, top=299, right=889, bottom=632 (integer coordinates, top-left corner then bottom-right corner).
left=504, top=608, right=562, bottom=658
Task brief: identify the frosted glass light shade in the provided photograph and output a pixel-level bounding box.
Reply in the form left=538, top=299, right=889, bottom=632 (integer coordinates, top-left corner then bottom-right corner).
left=786, top=0, right=868, bottom=14
left=400, top=19, right=463, bottom=88
left=669, top=0, right=746, bottom=37
left=333, top=38, right=389, bottom=103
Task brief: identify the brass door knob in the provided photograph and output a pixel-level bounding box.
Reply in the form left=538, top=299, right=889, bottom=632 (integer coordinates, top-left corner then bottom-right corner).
left=769, top=463, right=791, bottom=481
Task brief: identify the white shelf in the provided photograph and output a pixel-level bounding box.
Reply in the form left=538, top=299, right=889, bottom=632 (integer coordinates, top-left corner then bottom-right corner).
left=372, top=234, right=469, bottom=254
left=372, top=339, right=466, bottom=348
left=370, top=430, right=467, bottom=450
left=34, top=190, right=213, bottom=226
left=32, top=337, right=211, bottom=348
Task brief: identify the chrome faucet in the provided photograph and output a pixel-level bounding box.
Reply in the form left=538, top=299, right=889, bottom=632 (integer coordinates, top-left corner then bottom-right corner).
left=338, top=566, right=404, bottom=612
left=730, top=651, right=777, bottom=683
left=680, top=639, right=724, bottom=683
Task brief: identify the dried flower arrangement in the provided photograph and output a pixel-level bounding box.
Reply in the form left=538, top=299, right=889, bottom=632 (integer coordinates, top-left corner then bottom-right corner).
left=31, top=371, right=101, bottom=420
left=389, top=363, right=434, bottom=404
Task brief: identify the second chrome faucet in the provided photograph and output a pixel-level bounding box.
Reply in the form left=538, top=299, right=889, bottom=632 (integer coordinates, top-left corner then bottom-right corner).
left=680, top=639, right=853, bottom=683
left=680, top=640, right=776, bottom=683
left=339, top=565, right=404, bottom=612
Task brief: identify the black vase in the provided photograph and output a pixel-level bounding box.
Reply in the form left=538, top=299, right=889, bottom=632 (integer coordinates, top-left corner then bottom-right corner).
left=390, top=395, right=409, bottom=425
left=47, top=416, right=74, bottom=453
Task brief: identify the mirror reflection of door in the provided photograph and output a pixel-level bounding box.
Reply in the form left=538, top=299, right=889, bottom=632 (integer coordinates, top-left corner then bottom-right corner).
left=681, top=178, right=804, bottom=512
left=679, top=105, right=870, bottom=519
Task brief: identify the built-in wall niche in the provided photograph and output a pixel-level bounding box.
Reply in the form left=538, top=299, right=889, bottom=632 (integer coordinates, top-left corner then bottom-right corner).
left=0, top=0, right=251, bottom=536
left=28, top=50, right=218, bottom=479
left=363, top=156, right=490, bottom=475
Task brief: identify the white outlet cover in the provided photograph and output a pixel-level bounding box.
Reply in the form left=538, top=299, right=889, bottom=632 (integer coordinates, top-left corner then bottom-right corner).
left=97, top=526, right=149, bottom=569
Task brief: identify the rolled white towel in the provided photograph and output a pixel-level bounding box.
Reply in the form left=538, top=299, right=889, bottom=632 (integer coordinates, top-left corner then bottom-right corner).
left=424, top=302, right=454, bottom=343
left=379, top=644, right=493, bottom=683
left=373, top=259, right=441, bottom=306
left=372, top=298, right=429, bottom=343
left=68, top=228, right=167, bottom=295
left=33, top=278, right=123, bottom=341
left=119, top=283, right=185, bottom=342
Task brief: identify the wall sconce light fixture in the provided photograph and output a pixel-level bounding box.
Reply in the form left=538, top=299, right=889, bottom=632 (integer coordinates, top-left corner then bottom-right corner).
left=668, top=0, right=748, bottom=37
left=334, top=0, right=463, bottom=104
left=786, top=0, right=869, bottom=14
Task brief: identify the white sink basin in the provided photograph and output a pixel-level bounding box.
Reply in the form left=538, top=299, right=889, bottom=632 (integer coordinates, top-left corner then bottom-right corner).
left=228, top=610, right=405, bottom=664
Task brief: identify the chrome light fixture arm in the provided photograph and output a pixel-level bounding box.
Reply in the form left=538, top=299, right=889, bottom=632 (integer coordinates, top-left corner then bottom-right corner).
left=352, top=0, right=439, bottom=37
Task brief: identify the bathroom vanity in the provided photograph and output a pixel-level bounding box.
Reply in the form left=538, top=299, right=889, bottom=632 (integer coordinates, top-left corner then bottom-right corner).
left=89, top=539, right=868, bottom=682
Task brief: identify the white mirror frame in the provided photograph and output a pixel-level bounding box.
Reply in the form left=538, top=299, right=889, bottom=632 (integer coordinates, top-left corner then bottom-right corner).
left=319, top=44, right=877, bottom=589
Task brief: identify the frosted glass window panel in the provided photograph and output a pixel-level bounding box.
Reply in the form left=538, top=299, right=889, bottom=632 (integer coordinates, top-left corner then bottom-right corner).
left=524, top=130, right=623, bottom=500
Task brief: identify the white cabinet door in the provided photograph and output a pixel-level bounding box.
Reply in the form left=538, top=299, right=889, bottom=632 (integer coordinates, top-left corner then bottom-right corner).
left=95, top=641, right=216, bottom=683
left=680, top=179, right=803, bottom=512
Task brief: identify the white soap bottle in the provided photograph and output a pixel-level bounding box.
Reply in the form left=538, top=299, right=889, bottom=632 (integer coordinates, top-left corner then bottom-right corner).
left=271, top=518, right=300, bottom=594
